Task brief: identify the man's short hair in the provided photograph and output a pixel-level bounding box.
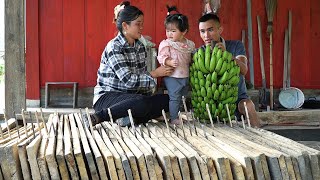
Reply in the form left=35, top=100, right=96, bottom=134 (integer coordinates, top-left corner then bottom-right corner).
left=198, top=13, right=220, bottom=24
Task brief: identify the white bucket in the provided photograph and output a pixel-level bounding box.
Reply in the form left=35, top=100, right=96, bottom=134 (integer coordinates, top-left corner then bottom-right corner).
left=279, top=87, right=305, bottom=109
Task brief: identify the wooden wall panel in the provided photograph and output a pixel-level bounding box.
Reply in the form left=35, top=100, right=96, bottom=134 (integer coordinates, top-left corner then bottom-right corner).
left=25, top=0, right=320, bottom=100
left=26, top=0, right=40, bottom=99
left=39, top=0, right=64, bottom=82
left=63, top=0, right=85, bottom=83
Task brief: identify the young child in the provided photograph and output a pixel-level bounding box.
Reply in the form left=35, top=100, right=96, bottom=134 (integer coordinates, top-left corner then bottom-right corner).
left=157, top=6, right=195, bottom=125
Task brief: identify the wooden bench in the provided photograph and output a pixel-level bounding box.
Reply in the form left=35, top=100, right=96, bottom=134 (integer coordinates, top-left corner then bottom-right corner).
left=45, top=82, right=78, bottom=108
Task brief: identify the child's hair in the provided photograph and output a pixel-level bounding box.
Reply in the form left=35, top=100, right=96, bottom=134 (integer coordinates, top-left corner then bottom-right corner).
left=164, top=5, right=189, bottom=33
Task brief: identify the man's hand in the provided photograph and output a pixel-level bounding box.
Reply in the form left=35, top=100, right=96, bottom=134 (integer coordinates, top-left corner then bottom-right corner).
left=215, top=42, right=226, bottom=51
left=150, top=65, right=174, bottom=78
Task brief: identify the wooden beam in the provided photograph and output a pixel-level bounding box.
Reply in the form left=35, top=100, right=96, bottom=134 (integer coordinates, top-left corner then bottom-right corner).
left=56, top=115, right=70, bottom=180
left=5, top=0, right=26, bottom=118
left=68, top=114, right=89, bottom=179
left=63, top=115, right=79, bottom=179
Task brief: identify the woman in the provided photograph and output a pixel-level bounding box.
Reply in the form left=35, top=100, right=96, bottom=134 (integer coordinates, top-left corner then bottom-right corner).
left=83, top=2, right=174, bottom=127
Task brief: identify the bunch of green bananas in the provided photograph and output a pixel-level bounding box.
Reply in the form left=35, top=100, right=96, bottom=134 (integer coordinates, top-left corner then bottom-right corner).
left=190, top=45, right=241, bottom=122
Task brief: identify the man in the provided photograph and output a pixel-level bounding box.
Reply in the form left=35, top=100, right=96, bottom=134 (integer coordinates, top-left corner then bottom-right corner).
left=198, top=13, right=261, bottom=127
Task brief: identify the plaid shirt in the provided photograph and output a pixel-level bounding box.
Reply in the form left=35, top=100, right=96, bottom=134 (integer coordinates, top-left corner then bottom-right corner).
left=93, top=33, right=156, bottom=104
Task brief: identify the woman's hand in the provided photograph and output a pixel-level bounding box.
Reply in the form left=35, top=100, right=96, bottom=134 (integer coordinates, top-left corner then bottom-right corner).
left=150, top=65, right=174, bottom=78
left=165, top=59, right=178, bottom=67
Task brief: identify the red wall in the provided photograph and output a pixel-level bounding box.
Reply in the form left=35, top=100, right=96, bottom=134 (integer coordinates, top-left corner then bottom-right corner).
left=26, top=0, right=320, bottom=100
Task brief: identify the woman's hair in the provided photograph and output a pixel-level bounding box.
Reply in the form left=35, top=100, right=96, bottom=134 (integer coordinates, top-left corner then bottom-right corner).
left=114, top=1, right=144, bottom=33
left=164, top=5, right=189, bottom=32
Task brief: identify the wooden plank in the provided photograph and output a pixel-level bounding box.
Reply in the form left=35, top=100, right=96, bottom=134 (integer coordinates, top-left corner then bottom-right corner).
left=234, top=126, right=310, bottom=180
left=157, top=123, right=215, bottom=180
left=209, top=125, right=282, bottom=180
left=75, top=114, right=108, bottom=180
left=68, top=114, right=89, bottom=180
left=93, top=129, right=118, bottom=180
left=100, top=125, right=126, bottom=179
left=137, top=125, right=174, bottom=180
left=250, top=127, right=320, bottom=179
left=119, top=125, right=157, bottom=180
left=56, top=115, right=70, bottom=180
left=154, top=123, right=201, bottom=180
left=27, top=117, right=52, bottom=180
left=5, top=0, right=26, bottom=118
left=18, top=132, right=38, bottom=180
left=0, top=140, right=23, bottom=179
left=101, top=124, right=134, bottom=180
left=104, top=122, right=148, bottom=180
left=0, top=118, right=16, bottom=134
left=73, top=113, right=99, bottom=179
left=173, top=124, right=233, bottom=180
left=141, top=125, right=182, bottom=180
left=74, top=113, right=101, bottom=179
left=63, top=115, right=79, bottom=180
left=128, top=126, right=164, bottom=180
left=45, top=114, right=60, bottom=180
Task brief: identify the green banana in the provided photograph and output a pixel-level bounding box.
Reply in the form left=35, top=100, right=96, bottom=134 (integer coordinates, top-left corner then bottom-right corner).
left=198, top=71, right=204, bottom=79
left=205, top=45, right=211, bottom=71
left=216, top=49, right=222, bottom=59
left=211, top=71, right=218, bottom=83
left=194, top=60, right=200, bottom=70
left=218, top=84, right=224, bottom=93
left=213, top=46, right=219, bottom=55
left=211, top=83, right=217, bottom=93
left=205, top=81, right=211, bottom=89
left=206, top=74, right=211, bottom=82
left=222, top=51, right=228, bottom=59
left=222, top=97, right=233, bottom=104
left=204, top=97, right=209, bottom=103
left=213, top=89, right=219, bottom=100
left=215, top=58, right=224, bottom=73
left=199, top=79, right=205, bottom=86
left=218, top=61, right=228, bottom=75
left=209, top=55, right=217, bottom=72
left=206, top=86, right=212, bottom=98
left=211, top=103, right=217, bottom=114
left=219, top=91, right=226, bottom=101
left=218, top=71, right=229, bottom=84
left=227, top=52, right=233, bottom=62
left=201, top=87, right=206, bottom=97
left=197, top=48, right=209, bottom=73
left=218, top=103, right=223, bottom=111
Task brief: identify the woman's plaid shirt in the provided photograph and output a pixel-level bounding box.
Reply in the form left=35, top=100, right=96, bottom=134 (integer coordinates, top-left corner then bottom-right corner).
left=93, top=33, right=156, bottom=104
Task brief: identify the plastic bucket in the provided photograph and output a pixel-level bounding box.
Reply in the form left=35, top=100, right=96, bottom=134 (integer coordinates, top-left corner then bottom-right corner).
left=279, top=87, right=304, bottom=109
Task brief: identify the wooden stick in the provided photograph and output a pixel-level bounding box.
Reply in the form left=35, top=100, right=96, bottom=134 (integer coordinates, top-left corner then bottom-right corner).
left=216, top=116, right=220, bottom=124
left=13, top=111, right=20, bottom=139
left=235, top=116, right=238, bottom=125
left=241, top=115, right=246, bottom=130
left=21, top=109, right=28, bottom=137
left=244, top=102, right=251, bottom=127
left=85, top=107, right=95, bottom=135
left=107, top=108, right=114, bottom=124
left=270, top=32, right=274, bottom=109
left=28, top=111, right=36, bottom=139
left=3, top=110, right=12, bottom=139
left=118, top=120, right=123, bottom=139
left=193, top=118, right=198, bottom=135
left=226, top=104, right=233, bottom=127
left=182, top=96, right=188, bottom=112
left=127, top=109, right=136, bottom=137
left=34, top=111, right=42, bottom=137
left=162, top=109, right=171, bottom=137
left=206, top=103, right=214, bottom=128
left=139, top=125, right=143, bottom=138
left=146, top=123, right=151, bottom=138
left=223, top=118, right=226, bottom=125
left=39, top=108, right=48, bottom=135
left=178, top=111, right=186, bottom=139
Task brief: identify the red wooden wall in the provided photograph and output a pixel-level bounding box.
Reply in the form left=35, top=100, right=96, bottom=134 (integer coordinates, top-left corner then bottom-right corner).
left=26, top=0, right=320, bottom=100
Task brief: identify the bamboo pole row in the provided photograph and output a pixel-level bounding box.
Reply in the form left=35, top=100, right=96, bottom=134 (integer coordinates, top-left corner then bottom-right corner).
left=0, top=111, right=319, bottom=180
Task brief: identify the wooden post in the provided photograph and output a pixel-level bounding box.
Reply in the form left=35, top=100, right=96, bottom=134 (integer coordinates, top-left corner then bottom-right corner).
left=5, top=0, right=26, bottom=118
